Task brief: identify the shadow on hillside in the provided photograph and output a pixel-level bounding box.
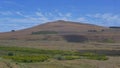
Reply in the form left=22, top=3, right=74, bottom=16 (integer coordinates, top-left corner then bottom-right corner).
left=63, top=35, right=88, bottom=43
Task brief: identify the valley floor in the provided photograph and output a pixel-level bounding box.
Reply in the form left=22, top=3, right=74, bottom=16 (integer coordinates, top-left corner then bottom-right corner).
left=0, top=56, right=120, bottom=68
left=0, top=40, right=120, bottom=68
left=0, top=40, right=120, bottom=51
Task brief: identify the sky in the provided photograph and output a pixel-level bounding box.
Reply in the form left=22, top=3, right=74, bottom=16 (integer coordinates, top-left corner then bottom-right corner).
left=0, top=0, right=120, bottom=32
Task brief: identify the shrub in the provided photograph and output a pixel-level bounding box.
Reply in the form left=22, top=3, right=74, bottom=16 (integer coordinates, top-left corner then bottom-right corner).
left=80, top=53, right=108, bottom=60
left=103, top=39, right=115, bottom=43
left=54, top=55, right=64, bottom=60
left=31, top=31, right=58, bottom=35
left=3, top=55, right=50, bottom=63
left=64, top=56, right=80, bottom=60
left=86, top=55, right=108, bottom=60
left=11, top=30, right=15, bottom=32
left=7, top=52, right=14, bottom=56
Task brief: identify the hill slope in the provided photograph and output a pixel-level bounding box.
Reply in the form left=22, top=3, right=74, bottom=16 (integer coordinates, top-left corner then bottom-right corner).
left=0, top=20, right=106, bottom=34
left=0, top=20, right=119, bottom=42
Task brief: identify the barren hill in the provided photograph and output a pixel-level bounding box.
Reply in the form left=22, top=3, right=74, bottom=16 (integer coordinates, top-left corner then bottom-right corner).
left=0, top=20, right=106, bottom=34
left=0, top=20, right=119, bottom=42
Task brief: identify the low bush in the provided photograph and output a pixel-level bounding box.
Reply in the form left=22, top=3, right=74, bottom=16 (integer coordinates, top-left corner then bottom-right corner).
left=64, top=56, right=80, bottom=60
left=31, top=31, right=58, bottom=35
left=80, top=52, right=108, bottom=60
left=102, top=39, right=115, bottom=43
left=86, top=55, right=108, bottom=60
left=7, top=52, right=14, bottom=56
left=3, top=55, right=50, bottom=63
left=54, top=55, right=64, bottom=60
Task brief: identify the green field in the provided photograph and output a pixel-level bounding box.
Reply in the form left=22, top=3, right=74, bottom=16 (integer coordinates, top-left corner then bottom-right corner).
left=0, top=40, right=119, bottom=68
left=0, top=46, right=108, bottom=62
left=0, top=46, right=112, bottom=68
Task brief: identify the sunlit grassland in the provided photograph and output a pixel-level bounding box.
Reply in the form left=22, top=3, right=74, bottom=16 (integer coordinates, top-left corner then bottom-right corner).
left=0, top=46, right=108, bottom=63
left=0, top=40, right=119, bottom=51
left=0, top=40, right=119, bottom=68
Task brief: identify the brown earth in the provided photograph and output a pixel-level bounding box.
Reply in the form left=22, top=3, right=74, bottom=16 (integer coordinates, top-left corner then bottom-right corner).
left=0, top=20, right=119, bottom=42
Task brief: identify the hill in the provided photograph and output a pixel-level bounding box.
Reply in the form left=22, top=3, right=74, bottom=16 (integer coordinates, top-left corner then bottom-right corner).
left=0, top=20, right=119, bottom=42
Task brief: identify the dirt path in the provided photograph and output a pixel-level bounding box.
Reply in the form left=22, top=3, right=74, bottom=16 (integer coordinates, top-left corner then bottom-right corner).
left=0, top=62, right=10, bottom=68
left=0, top=61, right=20, bottom=68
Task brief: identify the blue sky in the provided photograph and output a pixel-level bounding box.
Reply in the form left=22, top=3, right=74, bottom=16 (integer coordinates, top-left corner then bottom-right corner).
left=0, top=0, right=120, bottom=32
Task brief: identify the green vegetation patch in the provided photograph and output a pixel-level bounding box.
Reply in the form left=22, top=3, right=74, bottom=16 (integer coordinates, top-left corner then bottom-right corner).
left=0, top=46, right=108, bottom=63
left=0, top=46, right=76, bottom=55
left=3, top=55, right=49, bottom=63
left=31, top=31, right=58, bottom=35
left=102, top=39, right=115, bottom=43
left=64, top=56, right=80, bottom=60
left=80, top=52, right=108, bottom=60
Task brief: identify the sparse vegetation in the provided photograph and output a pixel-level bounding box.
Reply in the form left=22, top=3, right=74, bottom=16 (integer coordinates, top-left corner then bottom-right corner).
left=63, top=35, right=88, bottom=42
left=0, top=46, right=108, bottom=63
left=3, top=55, right=50, bottom=63
left=11, top=30, right=15, bottom=32
left=7, top=52, right=14, bottom=56
left=64, top=56, right=80, bottom=60
left=88, top=30, right=97, bottom=32
left=81, top=52, right=108, bottom=60
left=102, top=39, right=115, bottom=43
left=31, top=31, right=58, bottom=35
left=54, top=55, right=65, bottom=60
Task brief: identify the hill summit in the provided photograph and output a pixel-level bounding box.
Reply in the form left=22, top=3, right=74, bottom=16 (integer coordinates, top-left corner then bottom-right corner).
left=0, top=20, right=119, bottom=42
left=0, top=20, right=106, bottom=34
left=23, top=20, right=106, bottom=33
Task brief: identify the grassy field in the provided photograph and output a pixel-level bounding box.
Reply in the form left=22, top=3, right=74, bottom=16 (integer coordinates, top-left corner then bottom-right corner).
left=0, top=56, right=120, bottom=68
left=0, top=40, right=120, bottom=68
left=0, top=46, right=108, bottom=61
left=0, top=40, right=120, bottom=50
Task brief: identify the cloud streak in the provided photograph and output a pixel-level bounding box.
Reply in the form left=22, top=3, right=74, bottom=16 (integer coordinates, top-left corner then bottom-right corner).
left=2, top=0, right=24, bottom=7
left=86, top=13, right=120, bottom=26
left=0, top=10, right=120, bottom=32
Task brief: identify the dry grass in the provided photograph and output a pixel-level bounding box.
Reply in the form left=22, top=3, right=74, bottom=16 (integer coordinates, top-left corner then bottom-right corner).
left=0, top=40, right=119, bottom=51
left=0, top=55, right=119, bottom=68
left=13, top=56, right=120, bottom=68
left=0, top=56, right=119, bottom=68
left=0, top=59, right=20, bottom=68
left=0, top=40, right=119, bottom=68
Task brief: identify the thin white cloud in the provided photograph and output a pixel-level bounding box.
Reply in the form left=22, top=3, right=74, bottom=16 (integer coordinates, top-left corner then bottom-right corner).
left=0, top=11, right=21, bottom=16
left=58, top=12, right=71, bottom=17
left=35, top=11, right=49, bottom=22
left=15, top=11, right=30, bottom=18
left=0, top=11, right=13, bottom=16
left=66, top=13, right=72, bottom=17
left=3, top=1, right=16, bottom=4
left=86, top=13, right=120, bottom=26
left=3, top=0, right=24, bottom=7
left=16, top=12, right=23, bottom=16
left=36, top=12, right=44, bottom=17
left=0, top=10, right=120, bottom=32
left=87, top=13, right=120, bottom=22
left=0, top=11, right=74, bottom=32
left=76, top=17, right=89, bottom=23
left=35, top=11, right=72, bottom=22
